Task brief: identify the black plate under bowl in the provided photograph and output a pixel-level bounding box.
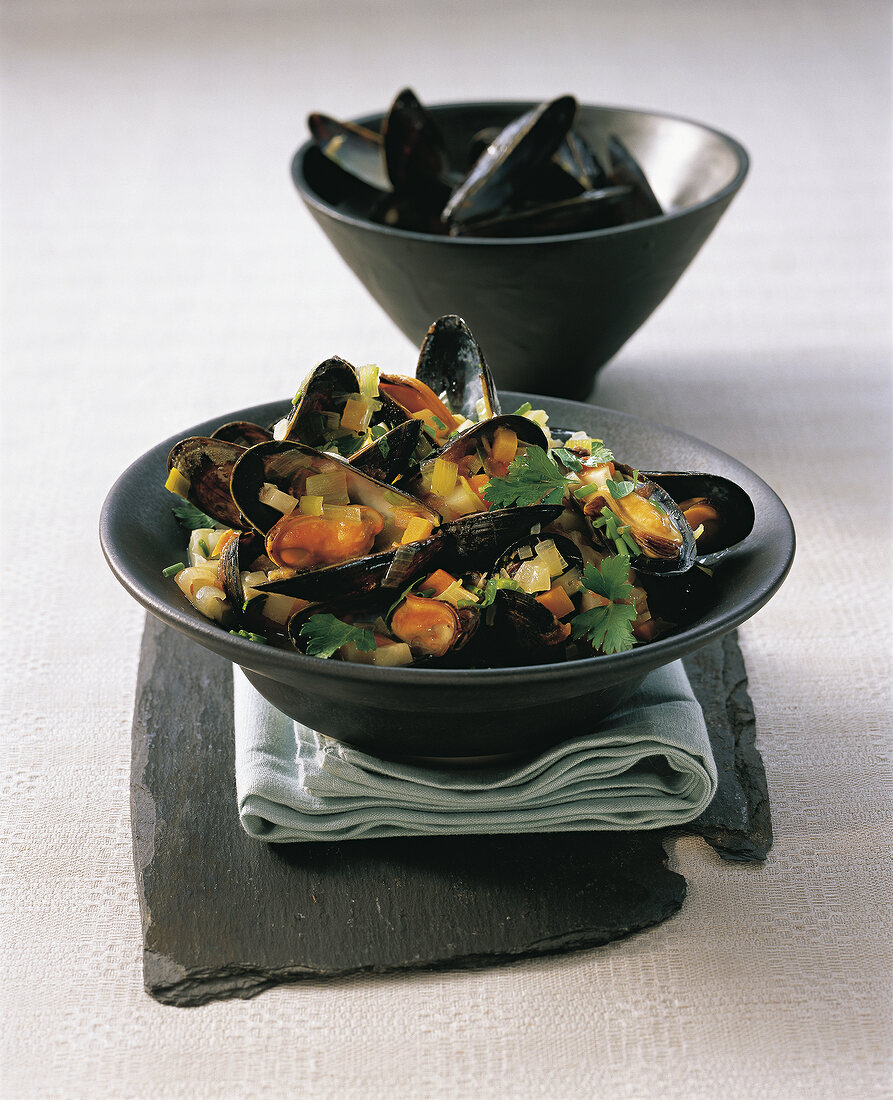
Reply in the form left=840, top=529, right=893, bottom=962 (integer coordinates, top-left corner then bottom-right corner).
left=100, top=393, right=794, bottom=758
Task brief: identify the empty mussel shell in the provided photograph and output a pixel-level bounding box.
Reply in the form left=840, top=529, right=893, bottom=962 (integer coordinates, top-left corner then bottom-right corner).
left=442, top=94, right=579, bottom=229
left=308, top=112, right=390, bottom=192
left=451, top=185, right=629, bottom=238
left=414, top=314, right=502, bottom=421
left=279, top=355, right=361, bottom=447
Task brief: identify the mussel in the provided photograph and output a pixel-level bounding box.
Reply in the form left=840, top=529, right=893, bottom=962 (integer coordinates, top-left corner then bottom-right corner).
left=166, top=436, right=247, bottom=529
left=414, top=314, right=501, bottom=423
left=490, top=531, right=584, bottom=651
left=640, top=471, right=755, bottom=561
left=307, top=89, right=664, bottom=238
left=571, top=461, right=696, bottom=576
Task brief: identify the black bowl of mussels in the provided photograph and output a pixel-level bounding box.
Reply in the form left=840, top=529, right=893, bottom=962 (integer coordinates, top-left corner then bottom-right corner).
left=101, top=316, right=793, bottom=759
left=292, top=92, right=749, bottom=399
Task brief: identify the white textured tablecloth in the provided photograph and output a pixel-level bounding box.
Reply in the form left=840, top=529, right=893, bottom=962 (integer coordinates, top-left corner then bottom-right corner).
left=2, top=2, right=890, bottom=1097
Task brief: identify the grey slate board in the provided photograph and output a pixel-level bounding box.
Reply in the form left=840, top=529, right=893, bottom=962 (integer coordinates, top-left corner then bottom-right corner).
left=131, top=617, right=771, bottom=1007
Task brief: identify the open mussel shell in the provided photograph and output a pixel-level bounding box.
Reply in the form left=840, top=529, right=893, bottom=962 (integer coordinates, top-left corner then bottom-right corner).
left=166, top=436, right=246, bottom=529
left=382, top=87, right=456, bottom=207
left=452, top=186, right=629, bottom=238
left=442, top=94, right=579, bottom=229
left=210, top=421, right=273, bottom=447
left=412, top=412, right=551, bottom=486
left=438, top=504, right=565, bottom=572
left=280, top=355, right=360, bottom=446
left=308, top=112, right=390, bottom=192
left=576, top=464, right=697, bottom=577
left=414, top=314, right=502, bottom=421
left=607, top=134, right=663, bottom=222
left=349, top=418, right=424, bottom=484
left=230, top=439, right=439, bottom=537
left=258, top=530, right=446, bottom=603
left=641, top=471, right=755, bottom=560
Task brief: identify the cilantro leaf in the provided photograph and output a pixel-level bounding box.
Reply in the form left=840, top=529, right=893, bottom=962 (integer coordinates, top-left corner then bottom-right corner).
left=570, top=602, right=637, bottom=654
left=587, top=440, right=614, bottom=466
left=606, top=475, right=635, bottom=499
left=172, top=500, right=218, bottom=530
left=552, top=447, right=583, bottom=473
left=482, top=446, right=570, bottom=509
left=298, top=614, right=376, bottom=659
left=568, top=557, right=638, bottom=654
left=581, top=556, right=635, bottom=601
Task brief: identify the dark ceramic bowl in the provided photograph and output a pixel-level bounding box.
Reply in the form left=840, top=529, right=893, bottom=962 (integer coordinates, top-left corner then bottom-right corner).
left=100, top=393, right=793, bottom=759
left=292, top=101, right=749, bottom=399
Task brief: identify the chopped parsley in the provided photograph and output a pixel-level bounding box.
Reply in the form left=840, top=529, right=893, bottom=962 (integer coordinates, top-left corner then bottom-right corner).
left=569, top=557, right=638, bottom=654
left=298, top=613, right=376, bottom=659
left=483, top=446, right=571, bottom=508
left=172, top=500, right=218, bottom=530
left=587, top=440, right=614, bottom=466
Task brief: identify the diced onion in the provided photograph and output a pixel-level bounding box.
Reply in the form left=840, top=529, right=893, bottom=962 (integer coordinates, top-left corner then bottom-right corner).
left=322, top=503, right=362, bottom=524
left=299, top=494, right=324, bottom=516
left=305, top=470, right=349, bottom=504
left=514, top=560, right=551, bottom=594
left=259, top=483, right=299, bottom=514
left=357, top=363, right=380, bottom=398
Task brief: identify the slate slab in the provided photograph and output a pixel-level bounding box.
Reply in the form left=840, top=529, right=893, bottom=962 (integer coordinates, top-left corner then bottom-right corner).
left=131, top=617, right=771, bottom=1007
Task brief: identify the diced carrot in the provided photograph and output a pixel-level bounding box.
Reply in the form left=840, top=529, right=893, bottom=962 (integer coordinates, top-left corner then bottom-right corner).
left=400, top=516, right=435, bottom=544
left=466, top=473, right=491, bottom=505
left=422, top=568, right=458, bottom=595
left=535, top=584, right=576, bottom=619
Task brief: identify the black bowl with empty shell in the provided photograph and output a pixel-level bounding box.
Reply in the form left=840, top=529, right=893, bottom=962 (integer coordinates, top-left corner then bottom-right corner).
left=292, top=97, right=749, bottom=400
left=100, top=392, right=793, bottom=759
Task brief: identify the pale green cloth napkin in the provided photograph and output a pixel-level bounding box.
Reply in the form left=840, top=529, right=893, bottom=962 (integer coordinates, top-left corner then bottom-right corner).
left=234, top=660, right=718, bottom=843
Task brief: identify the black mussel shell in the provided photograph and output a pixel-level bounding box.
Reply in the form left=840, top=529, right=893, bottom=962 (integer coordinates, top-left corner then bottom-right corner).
left=641, top=471, right=755, bottom=558
left=280, top=356, right=360, bottom=446
left=415, top=314, right=502, bottom=421
left=607, top=134, right=663, bottom=222
left=492, top=587, right=571, bottom=651
left=554, top=128, right=610, bottom=192
left=210, top=420, right=274, bottom=447
left=230, top=439, right=439, bottom=537
left=166, top=436, right=246, bottom=529
left=438, top=504, right=565, bottom=573
left=349, top=419, right=424, bottom=483
left=382, top=87, right=456, bottom=208
left=308, top=112, right=390, bottom=192
left=258, top=530, right=445, bottom=603
left=442, top=95, right=579, bottom=229
left=451, top=186, right=629, bottom=238
left=636, top=565, right=715, bottom=629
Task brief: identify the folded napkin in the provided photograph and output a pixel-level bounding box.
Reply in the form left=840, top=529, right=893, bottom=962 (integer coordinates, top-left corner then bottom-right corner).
left=234, top=660, right=718, bottom=844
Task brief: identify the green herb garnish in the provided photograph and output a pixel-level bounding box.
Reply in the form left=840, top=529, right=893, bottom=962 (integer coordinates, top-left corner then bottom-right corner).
left=162, top=562, right=185, bottom=577
left=586, top=440, right=614, bottom=466
left=569, top=558, right=637, bottom=654
left=298, top=614, right=376, bottom=659
left=483, top=446, right=571, bottom=508
left=513, top=401, right=532, bottom=416
left=229, top=629, right=268, bottom=645
left=475, top=574, right=524, bottom=607
left=171, top=501, right=218, bottom=531
left=552, top=447, right=583, bottom=473
left=606, top=475, right=635, bottom=499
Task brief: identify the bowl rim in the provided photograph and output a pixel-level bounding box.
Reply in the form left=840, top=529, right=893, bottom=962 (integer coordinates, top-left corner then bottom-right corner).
left=100, top=391, right=794, bottom=689
left=291, top=97, right=750, bottom=246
